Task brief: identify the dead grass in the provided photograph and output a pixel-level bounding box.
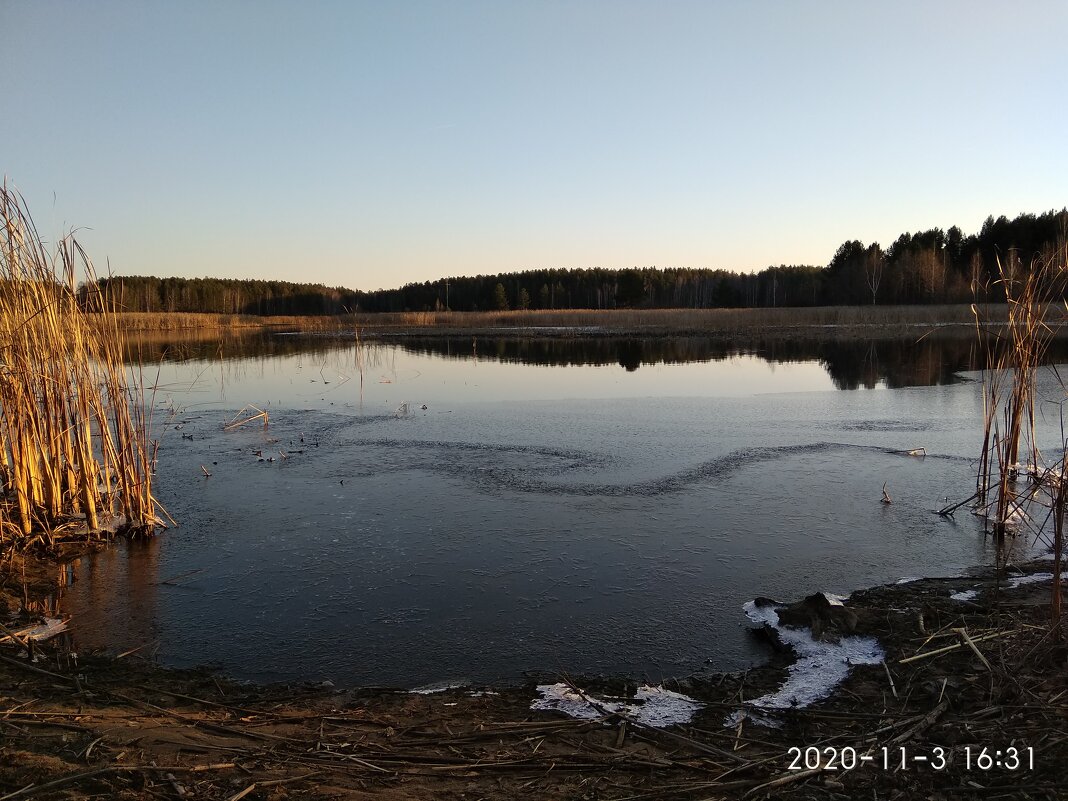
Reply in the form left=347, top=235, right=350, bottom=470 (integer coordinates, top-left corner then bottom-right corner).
left=119, top=304, right=1028, bottom=336
left=961, top=249, right=1068, bottom=625
left=0, top=186, right=160, bottom=549
left=357, top=304, right=1013, bottom=331
left=117, top=311, right=350, bottom=331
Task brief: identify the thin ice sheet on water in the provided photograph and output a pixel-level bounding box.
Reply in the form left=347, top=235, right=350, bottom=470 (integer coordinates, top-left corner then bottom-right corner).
left=532, top=683, right=703, bottom=728
left=950, top=589, right=979, bottom=601
left=726, top=600, right=883, bottom=726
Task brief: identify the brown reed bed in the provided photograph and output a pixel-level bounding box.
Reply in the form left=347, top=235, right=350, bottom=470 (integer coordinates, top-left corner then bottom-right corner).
left=352, top=303, right=1013, bottom=333
left=116, top=303, right=1032, bottom=338
left=116, top=311, right=353, bottom=331
left=0, top=187, right=160, bottom=550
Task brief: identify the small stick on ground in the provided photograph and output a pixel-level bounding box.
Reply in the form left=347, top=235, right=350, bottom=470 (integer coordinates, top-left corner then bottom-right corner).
left=742, top=765, right=823, bottom=798
left=953, top=627, right=993, bottom=671
left=882, top=659, right=898, bottom=698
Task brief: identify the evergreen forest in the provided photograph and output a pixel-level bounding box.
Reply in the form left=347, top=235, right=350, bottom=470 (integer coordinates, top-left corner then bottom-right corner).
left=92, top=210, right=1068, bottom=315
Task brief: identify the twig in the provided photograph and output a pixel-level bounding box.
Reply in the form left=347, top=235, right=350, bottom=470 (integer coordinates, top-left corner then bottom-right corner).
left=953, top=627, right=993, bottom=671
left=0, top=620, right=32, bottom=650
left=887, top=699, right=948, bottom=745
left=116, top=640, right=158, bottom=659
left=741, top=765, right=823, bottom=798
left=898, top=630, right=1014, bottom=664
left=938, top=489, right=982, bottom=517
left=225, top=785, right=257, bottom=801
left=882, top=659, right=898, bottom=698
left=224, top=405, right=269, bottom=431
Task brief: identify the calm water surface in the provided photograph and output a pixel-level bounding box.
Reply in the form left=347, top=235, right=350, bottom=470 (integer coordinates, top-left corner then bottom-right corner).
left=59, top=333, right=1055, bottom=687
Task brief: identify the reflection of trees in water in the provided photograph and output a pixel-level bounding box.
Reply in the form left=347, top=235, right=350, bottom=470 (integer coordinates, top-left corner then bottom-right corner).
left=124, top=330, right=352, bottom=363
left=816, top=337, right=1068, bottom=390
left=124, top=330, right=1068, bottom=390
left=616, top=341, right=644, bottom=372
left=808, top=338, right=981, bottom=390
left=400, top=333, right=1068, bottom=388
left=405, top=336, right=754, bottom=369
left=125, top=331, right=399, bottom=391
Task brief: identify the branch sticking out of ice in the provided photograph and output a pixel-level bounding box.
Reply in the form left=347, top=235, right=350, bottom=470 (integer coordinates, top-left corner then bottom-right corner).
left=726, top=600, right=883, bottom=727
left=532, top=683, right=703, bottom=728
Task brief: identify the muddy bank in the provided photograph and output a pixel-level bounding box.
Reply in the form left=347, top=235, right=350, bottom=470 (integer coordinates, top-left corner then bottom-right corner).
left=2, top=553, right=1067, bottom=800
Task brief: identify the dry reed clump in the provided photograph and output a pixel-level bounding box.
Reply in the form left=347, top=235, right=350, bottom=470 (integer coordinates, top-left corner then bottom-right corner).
left=960, top=248, right=1068, bottom=623
left=0, top=186, right=161, bottom=549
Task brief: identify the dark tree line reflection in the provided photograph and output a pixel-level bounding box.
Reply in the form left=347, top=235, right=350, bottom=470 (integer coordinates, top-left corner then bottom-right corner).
left=125, top=330, right=347, bottom=363
left=124, top=329, right=1068, bottom=391
left=397, top=333, right=1068, bottom=390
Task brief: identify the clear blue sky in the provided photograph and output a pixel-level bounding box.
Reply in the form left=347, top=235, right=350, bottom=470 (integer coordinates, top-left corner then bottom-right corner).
left=3, top=1, right=1066, bottom=291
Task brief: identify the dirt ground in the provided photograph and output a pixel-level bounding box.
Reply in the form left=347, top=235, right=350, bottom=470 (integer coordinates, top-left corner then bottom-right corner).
left=2, top=550, right=1067, bottom=801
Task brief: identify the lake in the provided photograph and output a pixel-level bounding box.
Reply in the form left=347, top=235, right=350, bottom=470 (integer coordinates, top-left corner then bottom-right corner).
left=55, top=331, right=1059, bottom=688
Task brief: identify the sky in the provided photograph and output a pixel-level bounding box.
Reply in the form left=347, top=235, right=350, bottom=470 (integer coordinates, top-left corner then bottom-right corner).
left=3, top=1, right=1066, bottom=292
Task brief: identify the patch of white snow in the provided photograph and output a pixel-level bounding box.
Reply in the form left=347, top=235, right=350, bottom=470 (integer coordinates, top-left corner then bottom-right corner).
left=532, top=683, right=703, bottom=728
left=725, top=600, right=883, bottom=726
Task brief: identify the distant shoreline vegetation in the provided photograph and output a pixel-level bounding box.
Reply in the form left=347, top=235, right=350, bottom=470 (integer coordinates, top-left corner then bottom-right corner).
left=92, top=209, right=1067, bottom=316
left=115, top=304, right=1027, bottom=337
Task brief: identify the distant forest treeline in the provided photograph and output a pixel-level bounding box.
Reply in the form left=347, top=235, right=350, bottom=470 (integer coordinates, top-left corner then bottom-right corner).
left=93, top=210, right=1068, bottom=315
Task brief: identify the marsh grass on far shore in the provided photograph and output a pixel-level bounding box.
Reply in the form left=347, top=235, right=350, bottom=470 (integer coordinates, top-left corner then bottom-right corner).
left=115, top=303, right=1029, bottom=336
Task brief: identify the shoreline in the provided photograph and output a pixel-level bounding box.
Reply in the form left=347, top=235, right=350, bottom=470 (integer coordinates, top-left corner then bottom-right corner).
left=3, top=550, right=1065, bottom=799
left=340, top=320, right=984, bottom=341
left=114, top=304, right=1021, bottom=337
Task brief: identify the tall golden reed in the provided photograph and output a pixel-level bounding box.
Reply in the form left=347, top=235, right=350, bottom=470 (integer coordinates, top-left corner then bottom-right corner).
left=972, top=253, right=1065, bottom=536
left=968, top=249, right=1068, bottom=628
left=0, top=186, right=159, bottom=548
